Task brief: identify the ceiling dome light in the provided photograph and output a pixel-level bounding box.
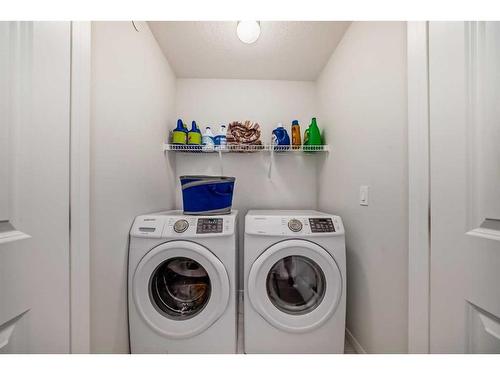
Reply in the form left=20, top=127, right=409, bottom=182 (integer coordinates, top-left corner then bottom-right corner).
left=236, top=21, right=261, bottom=44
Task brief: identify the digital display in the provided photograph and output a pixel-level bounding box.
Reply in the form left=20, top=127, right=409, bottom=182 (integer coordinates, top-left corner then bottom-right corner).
left=197, top=218, right=223, bottom=234
left=309, top=218, right=335, bottom=233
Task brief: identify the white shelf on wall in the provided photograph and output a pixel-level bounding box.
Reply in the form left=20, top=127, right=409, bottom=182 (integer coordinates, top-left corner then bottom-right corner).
left=163, top=143, right=330, bottom=153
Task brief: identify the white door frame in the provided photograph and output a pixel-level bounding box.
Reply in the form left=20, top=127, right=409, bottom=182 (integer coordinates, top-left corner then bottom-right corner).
left=69, top=21, right=91, bottom=353
left=66, top=21, right=442, bottom=354
left=407, top=21, right=431, bottom=354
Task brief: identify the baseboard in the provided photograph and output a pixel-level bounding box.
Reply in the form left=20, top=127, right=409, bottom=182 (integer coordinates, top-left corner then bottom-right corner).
left=345, top=328, right=367, bottom=354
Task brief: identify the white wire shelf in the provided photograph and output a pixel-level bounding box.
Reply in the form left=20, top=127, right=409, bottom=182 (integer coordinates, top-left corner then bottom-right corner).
left=163, top=143, right=330, bottom=153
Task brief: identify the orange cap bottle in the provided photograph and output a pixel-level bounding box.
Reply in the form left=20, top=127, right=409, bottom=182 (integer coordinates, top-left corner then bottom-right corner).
left=291, top=120, right=301, bottom=149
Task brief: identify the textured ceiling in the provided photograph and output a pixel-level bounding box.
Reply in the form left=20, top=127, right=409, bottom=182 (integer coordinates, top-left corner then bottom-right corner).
left=148, top=21, right=350, bottom=81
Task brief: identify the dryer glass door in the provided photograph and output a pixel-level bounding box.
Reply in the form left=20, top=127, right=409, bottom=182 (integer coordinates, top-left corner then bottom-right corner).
left=266, top=255, right=326, bottom=315
left=248, top=239, right=342, bottom=333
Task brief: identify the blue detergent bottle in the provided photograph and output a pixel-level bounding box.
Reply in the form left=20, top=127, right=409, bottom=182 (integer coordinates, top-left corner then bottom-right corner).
left=272, top=123, right=291, bottom=150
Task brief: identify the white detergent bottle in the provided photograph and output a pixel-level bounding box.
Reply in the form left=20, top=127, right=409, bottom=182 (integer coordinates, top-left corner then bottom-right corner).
left=202, top=126, right=215, bottom=152
left=218, top=125, right=228, bottom=152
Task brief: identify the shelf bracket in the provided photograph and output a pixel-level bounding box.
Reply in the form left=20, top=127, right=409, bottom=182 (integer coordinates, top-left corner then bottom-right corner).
left=268, top=146, right=274, bottom=179
left=218, top=149, right=223, bottom=175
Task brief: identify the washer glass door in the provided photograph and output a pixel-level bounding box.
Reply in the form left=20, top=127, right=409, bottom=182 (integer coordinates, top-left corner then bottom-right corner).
left=133, top=240, right=230, bottom=339
left=150, top=257, right=211, bottom=320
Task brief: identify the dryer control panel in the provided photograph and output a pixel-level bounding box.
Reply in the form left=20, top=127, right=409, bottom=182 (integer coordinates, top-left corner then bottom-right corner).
left=245, top=210, right=344, bottom=237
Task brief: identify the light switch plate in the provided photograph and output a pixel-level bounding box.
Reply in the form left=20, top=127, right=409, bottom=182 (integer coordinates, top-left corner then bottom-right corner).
left=360, top=185, right=369, bottom=206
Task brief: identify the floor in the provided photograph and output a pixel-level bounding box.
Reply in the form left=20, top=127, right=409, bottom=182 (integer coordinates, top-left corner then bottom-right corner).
left=237, top=292, right=357, bottom=354
left=344, top=338, right=356, bottom=354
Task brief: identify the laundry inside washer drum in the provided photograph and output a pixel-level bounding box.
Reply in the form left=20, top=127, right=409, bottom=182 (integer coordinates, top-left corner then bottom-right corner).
left=150, top=257, right=211, bottom=320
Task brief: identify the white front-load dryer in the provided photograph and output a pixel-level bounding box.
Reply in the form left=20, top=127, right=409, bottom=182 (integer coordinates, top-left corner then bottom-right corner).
left=244, top=210, right=346, bottom=353
left=128, top=210, right=238, bottom=353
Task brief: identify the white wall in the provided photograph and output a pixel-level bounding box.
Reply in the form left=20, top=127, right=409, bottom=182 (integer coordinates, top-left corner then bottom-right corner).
left=90, top=21, right=177, bottom=353
left=174, top=78, right=319, bottom=287
left=316, top=22, right=408, bottom=353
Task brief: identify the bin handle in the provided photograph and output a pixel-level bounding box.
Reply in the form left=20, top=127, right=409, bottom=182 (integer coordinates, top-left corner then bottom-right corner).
left=209, top=184, right=233, bottom=196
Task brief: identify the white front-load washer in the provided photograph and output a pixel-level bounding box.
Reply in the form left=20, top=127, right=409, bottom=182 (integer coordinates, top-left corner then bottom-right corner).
left=244, top=210, right=346, bottom=353
left=128, top=210, right=238, bottom=353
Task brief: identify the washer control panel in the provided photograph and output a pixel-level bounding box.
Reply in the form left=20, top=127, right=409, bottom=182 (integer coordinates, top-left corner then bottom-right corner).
left=197, top=218, right=223, bottom=234
left=309, top=218, right=335, bottom=233
left=130, top=211, right=237, bottom=238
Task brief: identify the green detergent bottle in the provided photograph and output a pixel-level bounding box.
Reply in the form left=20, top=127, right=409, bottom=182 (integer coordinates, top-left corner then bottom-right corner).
left=304, top=117, right=322, bottom=151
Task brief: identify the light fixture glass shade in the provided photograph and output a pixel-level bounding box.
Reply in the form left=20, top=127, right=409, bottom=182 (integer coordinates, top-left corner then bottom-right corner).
left=236, top=21, right=261, bottom=44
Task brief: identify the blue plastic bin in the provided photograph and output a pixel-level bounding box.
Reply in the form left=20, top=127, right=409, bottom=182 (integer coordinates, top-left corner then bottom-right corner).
left=180, top=175, right=235, bottom=215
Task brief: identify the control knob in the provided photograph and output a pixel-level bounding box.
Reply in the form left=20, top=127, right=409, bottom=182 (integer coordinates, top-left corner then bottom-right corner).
left=173, top=219, right=189, bottom=233
left=288, top=219, right=303, bottom=232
